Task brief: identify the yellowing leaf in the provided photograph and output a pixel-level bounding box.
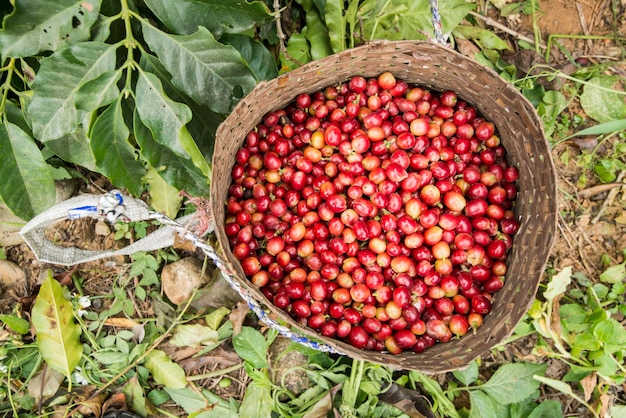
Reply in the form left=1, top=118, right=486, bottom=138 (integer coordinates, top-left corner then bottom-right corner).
left=144, top=167, right=182, bottom=219
left=31, top=275, right=82, bottom=381
left=144, top=349, right=187, bottom=389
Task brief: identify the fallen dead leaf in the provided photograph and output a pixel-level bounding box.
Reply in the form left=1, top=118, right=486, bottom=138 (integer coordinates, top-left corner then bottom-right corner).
left=102, top=392, right=128, bottom=414
left=229, top=301, right=250, bottom=336
left=76, top=392, right=108, bottom=418
left=580, top=372, right=597, bottom=402
left=103, top=317, right=140, bottom=328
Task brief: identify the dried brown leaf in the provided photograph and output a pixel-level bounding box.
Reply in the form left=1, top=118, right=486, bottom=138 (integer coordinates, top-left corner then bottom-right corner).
left=229, top=301, right=250, bottom=336
left=580, top=372, right=597, bottom=402
left=102, top=392, right=127, bottom=414
left=76, top=392, right=108, bottom=418
left=103, top=317, right=140, bottom=328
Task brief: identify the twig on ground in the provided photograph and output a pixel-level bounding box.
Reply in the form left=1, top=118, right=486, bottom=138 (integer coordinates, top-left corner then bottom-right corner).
left=592, top=170, right=626, bottom=224
left=469, top=11, right=547, bottom=50
left=575, top=2, right=594, bottom=54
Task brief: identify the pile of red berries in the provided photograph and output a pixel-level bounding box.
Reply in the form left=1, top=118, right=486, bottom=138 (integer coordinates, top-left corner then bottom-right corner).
left=225, top=72, right=519, bottom=354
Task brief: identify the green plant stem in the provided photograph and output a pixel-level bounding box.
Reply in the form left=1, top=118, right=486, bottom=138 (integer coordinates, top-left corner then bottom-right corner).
left=530, top=0, right=541, bottom=54
left=545, top=34, right=626, bottom=62
left=514, top=65, right=626, bottom=96
left=0, top=58, right=16, bottom=115
left=120, top=0, right=138, bottom=97
left=187, top=363, right=244, bottom=381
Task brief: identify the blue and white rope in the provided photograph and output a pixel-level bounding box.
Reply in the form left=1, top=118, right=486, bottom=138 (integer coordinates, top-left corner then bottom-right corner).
left=429, top=0, right=447, bottom=45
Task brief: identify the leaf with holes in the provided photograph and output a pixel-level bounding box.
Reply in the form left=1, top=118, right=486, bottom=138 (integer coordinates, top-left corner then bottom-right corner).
left=0, top=0, right=102, bottom=57
left=31, top=275, right=82, bottom=380
left=28, top=42, right=117, bottom=140
left=0, top=120, right=55, bottom=220
left=141, top=24, right=256, bottom=114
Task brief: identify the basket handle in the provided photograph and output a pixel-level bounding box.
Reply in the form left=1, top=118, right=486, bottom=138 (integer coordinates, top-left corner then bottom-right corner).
left=21, top=190, right=344, bottom=355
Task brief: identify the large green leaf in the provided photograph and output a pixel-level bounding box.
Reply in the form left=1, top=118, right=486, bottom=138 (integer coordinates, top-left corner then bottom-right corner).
left=281, top=30, right=311, bottom=70
left=239, top=381, right=272, bottom=418
left=297, top=0, right=334, bottom=60
left=325, top=0, right=347, bottom=52
left=580, top=76, right=626, bottom=123
left=143, top=0, right=271, bottom=37
left=31, top=275, right=82, bottom=380
left=90, top=98, right=145, bottom=196
left=74, top=69, right=122, bottom=111
left=144, top=349, right=187, bottom=389
left=359, top=0, right=474, bottom=41
left=44, top=129, right=97, bottom=172
left=0, top=0, right=102, bottom=57
left=232, top=327, right=268, bottom=369
left=0, top=120, right=55, bottom=219
left=140, top=53, right=223, bottom=161
left=141, top=23, right=256, bottom=114
left=478, top=363, right=547, bottom=404
left=220, top=34, right=278, bottom=81
left=453, top=25, right=511, bottom=50
left=144, top=167, right=183, bottom=218
left=135, top=70, right=194, bottom=157
left=468, top=390, right=499, bottom=418
left=28, top=42, right=117, bottom=141
left=134, top=109, right=210, bottom=197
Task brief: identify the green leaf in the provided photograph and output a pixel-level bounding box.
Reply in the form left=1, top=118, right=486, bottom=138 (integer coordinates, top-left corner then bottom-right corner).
left=571, top=118, right=626, bottom=137
left=544, top=267, right=572, bottom=303
left=297, top=0, right=333, bottom=60
left=139, top=53, right=223, bottom=162
left=325, top=0, right=347, bottom=52
left=453, top=360, right=479, bottom=386
left=74, top=69, right=122, bottom=111
left=453, top=26, right=511, bottom=50
left=28, top=42, right=117, bottom=141
left=611, top=405, right=626, bottom=418
left=144, top=167, right=183, bottom=219
left=141, top=23, right=256, bottom=114
left=468, top=390, right=500, bottom=418
left=0, top=0, right=102, bottom=57
left=220, top=33, right=278, bottom=81
left=510, top=398, right=540, bottom=418
left=31, top=275, right=82, bottom=380
left=232, top=326, right=268, bottom=368
left=165, top=387, right=210, bottom=413
left=478, top=363, right=547, bottom=404
left=593, top=318, right=626, bottom=346
left=44, top=129, right=98, bottom=172
left=135, top=70, right=210, bottom=179
left=169, top=324, right=219, bottom=347
left=0, top=120, right=56, bottom=219
left=134, top=110, right=210, bottom=197
left=239, top=381, right=272, bottom=418
left=143, top=0, right=271, bottom=37
left=526, top=400, right=563, bottom=418
left=282, top=29, right=311, bottom=70
left=90, top=98, right=146, bottom=196
left=359, top=0, right=474, bottom=41
left=144, top=349, right=187, bottom=389
left=580, top=76, right=626, bottom=123
left=600, top=262, right=626, bottom=284
left=0, top=314, right=30, bottom=334
left=205, top=307, right=230, bottom=330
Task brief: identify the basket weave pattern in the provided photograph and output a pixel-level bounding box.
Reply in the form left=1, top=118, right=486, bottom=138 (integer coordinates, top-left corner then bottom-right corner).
left=212, top=40, right=557, bottom=372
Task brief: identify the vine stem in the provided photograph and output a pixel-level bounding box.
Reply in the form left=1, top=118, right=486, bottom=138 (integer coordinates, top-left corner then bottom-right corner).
left=0, top=58, right=16, bottom=116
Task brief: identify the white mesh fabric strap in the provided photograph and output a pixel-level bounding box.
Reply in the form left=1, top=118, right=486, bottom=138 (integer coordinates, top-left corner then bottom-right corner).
left=20, top=190, right=195, bottom=266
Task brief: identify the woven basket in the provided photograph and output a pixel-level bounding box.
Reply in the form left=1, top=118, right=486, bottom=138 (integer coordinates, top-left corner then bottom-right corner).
left=211, top=40, right=557, bottom=373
